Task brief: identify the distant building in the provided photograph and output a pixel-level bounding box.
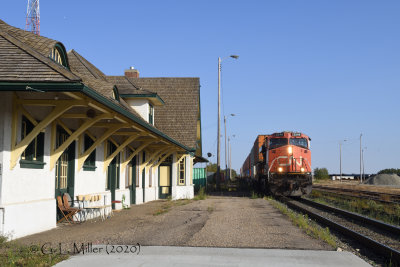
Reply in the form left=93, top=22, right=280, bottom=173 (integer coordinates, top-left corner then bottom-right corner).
left=329, top=174, right=372, bottom=181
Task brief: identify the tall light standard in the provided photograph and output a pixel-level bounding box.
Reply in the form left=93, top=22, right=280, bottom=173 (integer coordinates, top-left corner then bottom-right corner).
left=360, top=133, right=362, bottom=183
left=224, top=114, right=235, bottom=181
left=339, top=139, right=347, bottom=181
left=228, top=134, right=236, bottom=180
left=362, top=147, right=367, bottom=182
left=217, top=55, right=239, bottom=190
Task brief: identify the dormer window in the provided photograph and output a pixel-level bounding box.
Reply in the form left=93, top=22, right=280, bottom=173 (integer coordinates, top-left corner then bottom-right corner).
left=112, top=87, right=120, bottom=101
left=149, top=104, right=154, bottom=125
left=49, top=44, right=68, bottom=68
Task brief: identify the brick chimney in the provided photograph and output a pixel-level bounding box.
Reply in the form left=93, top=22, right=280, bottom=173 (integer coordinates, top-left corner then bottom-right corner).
left=125, top=66, right=139, bottom=78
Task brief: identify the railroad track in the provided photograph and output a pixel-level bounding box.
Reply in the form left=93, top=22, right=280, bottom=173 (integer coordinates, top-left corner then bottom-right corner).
left=312, top=185, right=400, bottom=204
left=281, top=197, right=400, bottom=265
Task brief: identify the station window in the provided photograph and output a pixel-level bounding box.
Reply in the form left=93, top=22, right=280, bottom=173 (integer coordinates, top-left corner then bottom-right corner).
left=50, top=47, right=63, bottom=65
left=83, top=134, right=96, bottom=171
left=178, top=157, right=185, bottom=185
left=20, top=116, right=45, bottom=169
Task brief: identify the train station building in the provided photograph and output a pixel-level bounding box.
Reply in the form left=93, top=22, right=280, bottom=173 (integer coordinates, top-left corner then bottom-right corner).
left=0, top=19, right=204, bottom=238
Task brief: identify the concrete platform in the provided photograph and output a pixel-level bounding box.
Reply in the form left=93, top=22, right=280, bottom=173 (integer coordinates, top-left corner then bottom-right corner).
left=55, top=246, right=370, bottom=267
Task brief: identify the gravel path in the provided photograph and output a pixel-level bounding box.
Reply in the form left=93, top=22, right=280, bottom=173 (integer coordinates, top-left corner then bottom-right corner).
left=18, top=196, right=331, bottom=251
left=187, top=197, right=330, bottom=249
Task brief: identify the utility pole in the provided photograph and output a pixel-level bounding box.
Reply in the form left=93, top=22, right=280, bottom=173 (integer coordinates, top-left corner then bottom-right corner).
left=230, top=147, right=232, bottom=180
left=224, top=116, right=227, bottom=182
left=216, top=55, right=238, bottom=190
left=340, top=142, right=342, bottom=182
left=360, top=133, right=362, bottom=183
left=361, top=148, right=364, bottom=181
left=217, top=57, right=221, bottom=190
left=224, top=114, right=235, bottom=182
left=362, top=147, right=367, bottom=182
left=26, top=0, right=40, bottom=35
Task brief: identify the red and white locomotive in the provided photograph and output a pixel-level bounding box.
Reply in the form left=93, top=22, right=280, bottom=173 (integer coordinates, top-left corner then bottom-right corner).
left=241, top=132, right=312, bottom=196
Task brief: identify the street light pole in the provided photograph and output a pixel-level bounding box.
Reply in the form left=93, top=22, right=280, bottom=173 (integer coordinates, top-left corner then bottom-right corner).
left=229, top=137, right=232, bottom=180
left=360, top=133, right=362, bottom=183
left=217, top=57, right=221, bottom=190
left=228, top=134, right=235, bottom=181
left=362, top=147, right=367, bottom=182
left=224, top=116, right=227, bottom=181
left=216, top=55, right=238, bottom=190
left=224, top=114, right=235, bottom=182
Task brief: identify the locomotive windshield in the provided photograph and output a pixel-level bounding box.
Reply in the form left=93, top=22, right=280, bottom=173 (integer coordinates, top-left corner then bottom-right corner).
left=290, top=138, right=308, bottom=149
left=269, top=138, right=288, bottom=149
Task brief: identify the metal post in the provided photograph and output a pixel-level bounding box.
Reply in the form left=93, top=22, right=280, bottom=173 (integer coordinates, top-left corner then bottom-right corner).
left=216, top=55, right=238, bottom=189
left=362, top=147, right=366, bottom=182
left=224, top=116, right=228, bottom=182
left=360, top=133, right=362, bottom=183
left=340, top=142, right=342, bottom=182
left=361, top=148, right=364, bottom=181
left=229, top=137, right=232, bottom=180
left=216, top=57, right=221, bottom=190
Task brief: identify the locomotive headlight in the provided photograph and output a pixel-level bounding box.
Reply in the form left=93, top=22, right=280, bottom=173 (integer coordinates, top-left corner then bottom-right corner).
left=278, top=167, right=283, bottom=172
left=288, top=146, right=292, bottom=154
left=301, top=167, right=305, bottom=172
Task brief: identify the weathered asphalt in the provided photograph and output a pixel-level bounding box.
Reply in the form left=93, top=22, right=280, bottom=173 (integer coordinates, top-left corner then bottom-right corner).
left=18, top=195, right=370, bottom=266
left=19, top=196, right=330, bottom=250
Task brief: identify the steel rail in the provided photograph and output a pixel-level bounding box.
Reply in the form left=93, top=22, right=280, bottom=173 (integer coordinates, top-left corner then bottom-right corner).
left=282, top=198, right=400, bottom=264
left=299, top=198, right=400, bottom=235
left=312, top=185, right=400, bottom=203
left=312, top=187, right=399, bottom=204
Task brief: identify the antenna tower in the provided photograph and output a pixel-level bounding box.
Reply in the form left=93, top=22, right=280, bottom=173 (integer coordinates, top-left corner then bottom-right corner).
left=25, top=0, right=40, bottom=35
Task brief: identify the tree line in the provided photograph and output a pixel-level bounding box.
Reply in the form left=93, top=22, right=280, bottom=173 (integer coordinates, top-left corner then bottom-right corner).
left=313, top=167, right=400, bottom=180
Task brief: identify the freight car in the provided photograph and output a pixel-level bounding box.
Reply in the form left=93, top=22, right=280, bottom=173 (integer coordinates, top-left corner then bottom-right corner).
left=242, top=132, right=312, bottom=196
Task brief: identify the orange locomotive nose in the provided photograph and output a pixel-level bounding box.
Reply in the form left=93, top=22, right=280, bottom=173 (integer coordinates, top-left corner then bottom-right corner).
left=241, top=131, right=312, bottom=197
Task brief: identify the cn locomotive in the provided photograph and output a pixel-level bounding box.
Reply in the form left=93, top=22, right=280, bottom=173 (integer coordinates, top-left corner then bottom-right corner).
left=241, top=132, right=312, bottom=196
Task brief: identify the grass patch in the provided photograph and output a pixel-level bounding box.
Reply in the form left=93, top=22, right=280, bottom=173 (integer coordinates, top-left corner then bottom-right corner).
left=207, top=206, right=214, bottom=213
left=193, top=187, right=207, bottom=201
left=153, top=199, right=192, bottom=216
left=266, top=197, right=337, bottom=249
left=0, top=237, right=68, bottom=266
left=309, top=190, right=400, bottom=226
left=250, top=191, right=262, bottom=199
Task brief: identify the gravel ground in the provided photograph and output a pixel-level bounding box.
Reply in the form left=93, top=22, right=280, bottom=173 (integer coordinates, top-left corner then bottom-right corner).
left=364, top=174, right=400, bottom=187
left=294, top=200, right=400, bottom=250
left=187, top=197, right=330, bottom=249
left=17, top=196, right=331, bottom=252
left=291, top=199, right=398, bottom=265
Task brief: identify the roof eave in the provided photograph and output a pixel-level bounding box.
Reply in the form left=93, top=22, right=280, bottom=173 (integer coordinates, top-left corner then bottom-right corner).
left=0, top=81, right=193, bottom=153
left=120, top=93, right=165, bottom=106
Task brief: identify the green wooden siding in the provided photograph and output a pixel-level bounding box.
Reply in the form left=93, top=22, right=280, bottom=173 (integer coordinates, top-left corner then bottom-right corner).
left=193, top=168, right=206, bottom=192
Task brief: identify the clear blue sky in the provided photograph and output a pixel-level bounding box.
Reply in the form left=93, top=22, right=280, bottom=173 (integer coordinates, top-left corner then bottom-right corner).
left=2, top=1, right=400, bottom=174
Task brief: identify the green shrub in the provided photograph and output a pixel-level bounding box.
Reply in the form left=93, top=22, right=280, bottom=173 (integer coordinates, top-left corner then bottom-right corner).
left=314, top=168, right=329, bottom=180
left=194, top=187, right=207, bottom=200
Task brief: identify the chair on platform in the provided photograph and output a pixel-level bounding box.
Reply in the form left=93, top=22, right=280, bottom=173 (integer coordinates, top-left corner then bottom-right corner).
left=56, top=196, right=75, bottom=224
left=63, top=193, right=82, bottom=223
